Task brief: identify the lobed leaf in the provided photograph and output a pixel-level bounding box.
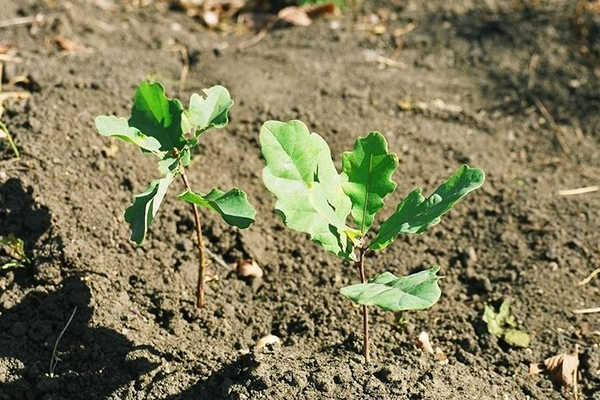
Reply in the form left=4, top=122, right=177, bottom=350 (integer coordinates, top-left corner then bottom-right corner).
left=369, top=165, right=484, bottom=251
left=260, top=120, right=354, bottom=258
left=124, top=169, right=175, bottom=245
left=178, top=188, right=256, bottom=229
left=95, top=115, right=163, bottom=155
left=342, top=132, right=398, bottom=235
left=483, top=301, right=530, bottom=348
left=128, top=81, right=187, bottom=152
left=340, top=267, right=441, bottom=312
left=185, top=85, right=234, bottom=135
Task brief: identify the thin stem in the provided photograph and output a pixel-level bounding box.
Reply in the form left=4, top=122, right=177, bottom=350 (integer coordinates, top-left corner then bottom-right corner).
left=180, top=169, right=207, bottom=309
left=49, top=306, right=77, bottom=377
left=356, top=246, right=370, bottom=363
left=0, top=120, right=20, bottom=158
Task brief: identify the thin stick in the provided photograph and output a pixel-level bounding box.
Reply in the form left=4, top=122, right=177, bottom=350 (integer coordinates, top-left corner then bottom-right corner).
left=49, top=306, right=77, bottom=377
left=573, top=307, right=600, bottom=314
left=205, top=247, right=232, bottom=271
left=355, top=246, right=370, bottom=363
left=533, top=96, right=571, bottom=155
left=577, top=266, right=600, bottom=286
left=180, top=169, right=207, bottom=308
left=557, top=186, right=599, bottom=196
left=0, top=119, right=20, bottom=157
left=0, top=15, right=39, bottom=29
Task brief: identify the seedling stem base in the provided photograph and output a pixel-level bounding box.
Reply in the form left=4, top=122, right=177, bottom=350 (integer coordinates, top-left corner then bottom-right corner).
left=356, top=246, right=370, bottom=363
left=180, top=169, right=207, bottom=309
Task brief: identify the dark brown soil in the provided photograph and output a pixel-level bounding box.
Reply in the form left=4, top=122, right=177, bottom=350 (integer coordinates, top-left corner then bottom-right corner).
left=1, top=0, right=600, bottom=399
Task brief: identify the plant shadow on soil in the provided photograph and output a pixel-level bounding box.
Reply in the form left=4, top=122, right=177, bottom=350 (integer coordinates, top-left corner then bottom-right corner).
left=0, top=277, right=161, bottom=400
left=0, top=179, right=161, bottom=399
left=447, top=5, right=600, bottom=136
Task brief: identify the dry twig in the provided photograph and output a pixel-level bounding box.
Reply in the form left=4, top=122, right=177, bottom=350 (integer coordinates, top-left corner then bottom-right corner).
left=556, top=186, right=599, bottom=196
left=533, top=97, right=571, bottom=155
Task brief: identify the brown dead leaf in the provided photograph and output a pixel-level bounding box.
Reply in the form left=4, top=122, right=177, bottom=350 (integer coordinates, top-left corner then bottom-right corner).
left=544, top=352, right=579, bottom=388
left=277, top=3, right=336, bottom=28
left=529, top=350, right=579, bottom=389
left=529, top=362, right=543, bottom=375
left=278, top=6, right=312, bottom=27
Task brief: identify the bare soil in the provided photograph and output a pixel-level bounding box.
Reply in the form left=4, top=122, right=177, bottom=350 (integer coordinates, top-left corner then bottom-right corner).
left=1, top=0, right=600, bottom=399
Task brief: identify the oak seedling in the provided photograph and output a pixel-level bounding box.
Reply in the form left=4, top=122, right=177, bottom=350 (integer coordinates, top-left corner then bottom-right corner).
left=259, top=120, right=484, bottom=362
left=96, top=80, right=256, bottom=308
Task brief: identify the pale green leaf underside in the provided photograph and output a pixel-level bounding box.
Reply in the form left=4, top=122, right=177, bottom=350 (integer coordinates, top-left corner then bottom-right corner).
left=185, top=85, right=234, bottom=135
left=95, top=115, right=163, bottom=155
left=128, top=81, right=187, bottom=152
left=178, top=188, right=256, bottom=229
left=369, top=165, right=484, bottom=251
left=342, top=131, right=398, bottom=235
left=340, top=267, right=441, bottom=312
left=260, top=120, right=353, bottom=257
left=124, top=171, right=175, bottom=245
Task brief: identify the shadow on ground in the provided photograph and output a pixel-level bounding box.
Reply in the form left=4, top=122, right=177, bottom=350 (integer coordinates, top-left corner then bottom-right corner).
left=0, top=277, right=160, bottom=400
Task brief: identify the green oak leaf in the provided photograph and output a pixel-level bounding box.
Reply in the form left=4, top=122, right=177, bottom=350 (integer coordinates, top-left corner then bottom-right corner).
left=124, top=170, right=175, bottom=245
left=340, top=267, right=441, bottom=312
left=369, top=165, right=484, bottom=251
left=260, top=120, right=354, bottom=257
left=128, top=81, right=187, bottom=152
left=178, top=188, right=256, bottom=229
left=185, top=85, right=234, bottom=135
left=95, top=115, right=163, bottom=155
left=483, top=301, right=530, bottom=348
left=342, top=132, right=398, bottom=235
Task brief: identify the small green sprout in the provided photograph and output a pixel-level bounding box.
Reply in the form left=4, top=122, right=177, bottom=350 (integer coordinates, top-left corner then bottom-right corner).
left=483, top=301, right=530, bottom=348
left=260, top=120, right=484, bottom=362
left=0, top=119, right=20, bottom=158
left=0, top=234, right=30, bottom=269
left=95, top=81, right=256, bottom=308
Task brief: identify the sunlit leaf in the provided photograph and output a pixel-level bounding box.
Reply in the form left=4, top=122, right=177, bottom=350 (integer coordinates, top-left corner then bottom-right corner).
left=260, top=120, right=354, bottom=257
left=340, top=267, right=441, bottom=311
left=95, top=115, right=163, bottom=155
left=128, top=81, right=187, bottom=152
left=124, top=170, right=175, bottom=245
left=370, top=165, right=484, bottom=250
left=342, top=132, right=398, bottom=234
left=185, top=85, right=234, bottom=135
left=179, top=188, right=256, bottom=229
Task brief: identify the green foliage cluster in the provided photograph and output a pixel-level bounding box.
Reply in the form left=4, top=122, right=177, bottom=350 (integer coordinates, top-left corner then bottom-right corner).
left=95, top=81, right=485, bottom=360
left=260, top=120, right=484, bottom=312
left=95, top=81, right=255, bottom=246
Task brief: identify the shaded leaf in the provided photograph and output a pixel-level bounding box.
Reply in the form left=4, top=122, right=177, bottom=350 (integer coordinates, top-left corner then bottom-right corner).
left=483, top=301, right=530, bottom=348
left=342, top=131, right=398, bottom=234
left=185, top=85, right=234, bottom=135
left=260, top=120, right=354, bottom=257
left=95, top=115, right=163, bottom=155
left=124, top=171, right=175, bottom=245
left=128, top=81, right=187, bottom=152
left=370, top=165, right=484, bottom=251
left=178, top=188, right=255, bottom=229
left=340, top=267, right=441, bottom=312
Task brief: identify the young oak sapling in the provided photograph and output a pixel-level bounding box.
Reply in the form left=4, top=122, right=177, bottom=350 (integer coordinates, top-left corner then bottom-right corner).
left=95, top=81, right=256, bottom=308
left=259, top=120, right=484, bottom=362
